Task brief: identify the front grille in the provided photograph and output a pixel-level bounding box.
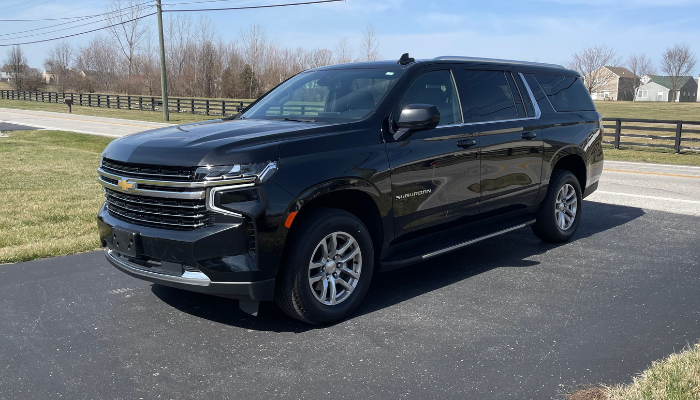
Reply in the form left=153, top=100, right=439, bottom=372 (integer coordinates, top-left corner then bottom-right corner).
left=102, top=158, right=197, bottom=182
left=105, top=188, right=213, bottom=230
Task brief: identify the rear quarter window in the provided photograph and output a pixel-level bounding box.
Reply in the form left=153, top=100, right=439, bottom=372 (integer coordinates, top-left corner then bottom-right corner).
left=534, top=74, right=595, bottom=112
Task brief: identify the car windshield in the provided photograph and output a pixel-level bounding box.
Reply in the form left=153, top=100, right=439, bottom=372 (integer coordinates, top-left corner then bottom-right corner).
left=240, top=68, right=405, bottom=123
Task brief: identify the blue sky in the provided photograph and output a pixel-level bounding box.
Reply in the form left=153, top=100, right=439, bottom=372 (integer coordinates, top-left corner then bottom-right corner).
left=2, top=0, right=699, bottom=77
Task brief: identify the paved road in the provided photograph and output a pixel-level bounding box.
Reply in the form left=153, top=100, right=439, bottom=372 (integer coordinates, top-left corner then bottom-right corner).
left=1, top=163, right=699, bottom=399
left=0, top=108, right=171, bottom=137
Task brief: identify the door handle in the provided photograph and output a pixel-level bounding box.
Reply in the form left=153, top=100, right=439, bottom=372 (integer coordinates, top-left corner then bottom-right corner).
left=457, top=139, right=477, bottom=148
left=521, top=131, right=537, bottom=140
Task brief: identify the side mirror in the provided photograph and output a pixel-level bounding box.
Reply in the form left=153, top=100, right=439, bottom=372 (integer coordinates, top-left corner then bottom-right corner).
left=393, top=104, right=440, bottom=140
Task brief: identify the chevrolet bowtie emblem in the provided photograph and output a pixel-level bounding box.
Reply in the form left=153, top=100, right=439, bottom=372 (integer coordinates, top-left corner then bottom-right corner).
left=117, top=179, right=136, bottom=191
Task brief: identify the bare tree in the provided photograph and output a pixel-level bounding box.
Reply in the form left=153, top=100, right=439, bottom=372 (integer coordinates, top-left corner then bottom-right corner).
left=239, top=24, right=267, bottom=98
left=106, top=0, right=149, bottom=94
left=75, top=36, right=118, bottom=92
left=165, top=14, right=193, bottom=96
left=358, top=23, right=380, bottom=62
left=335, top=37, right=353, bottom=64
left=626, top=53, right=655, bottom=101
left=567, top=45, right=620, bottom=94
left=43, top=41, right=73, bottom=92
left=660, top=43, right=697, bottom=103
left=311, top=48, right=334, bottom=68
left=3, top=45, right=27, bottom=90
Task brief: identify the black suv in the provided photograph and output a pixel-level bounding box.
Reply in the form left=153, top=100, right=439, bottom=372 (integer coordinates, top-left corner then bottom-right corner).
left=97, top=55, right=603, bottom=324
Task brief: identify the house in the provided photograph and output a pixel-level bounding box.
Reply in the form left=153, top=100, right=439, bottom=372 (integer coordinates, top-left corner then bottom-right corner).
left=585, top=66, right=638, bottom=101
left=0, top=71, right=9, bottom=82
left=42, top=70, right=58, bottom=84
left=1, top=64, right=39, bottom=84
left=635, top=75, right=698, bottom=102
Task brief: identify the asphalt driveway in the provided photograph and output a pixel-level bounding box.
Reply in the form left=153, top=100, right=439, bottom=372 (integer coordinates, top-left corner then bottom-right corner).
left=1, top=197, right=699, bottom=399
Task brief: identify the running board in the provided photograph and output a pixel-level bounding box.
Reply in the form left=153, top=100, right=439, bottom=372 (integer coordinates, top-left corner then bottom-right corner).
left=380, top=219, right=536, bottom=270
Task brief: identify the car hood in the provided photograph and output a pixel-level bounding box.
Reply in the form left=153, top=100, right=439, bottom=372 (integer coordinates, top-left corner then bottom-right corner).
left=102, top=118, right=348, bottom=166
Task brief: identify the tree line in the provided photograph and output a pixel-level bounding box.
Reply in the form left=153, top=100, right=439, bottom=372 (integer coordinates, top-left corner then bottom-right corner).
left=3, top=0, right=382, bottom=99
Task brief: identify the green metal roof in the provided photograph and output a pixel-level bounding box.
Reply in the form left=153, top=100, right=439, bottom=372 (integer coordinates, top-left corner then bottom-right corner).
left=649, top=75, right=695, bottom=90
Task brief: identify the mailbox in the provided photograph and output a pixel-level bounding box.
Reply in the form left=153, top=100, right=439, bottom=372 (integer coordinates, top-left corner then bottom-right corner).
left=64, top=98, right=74, bottom=113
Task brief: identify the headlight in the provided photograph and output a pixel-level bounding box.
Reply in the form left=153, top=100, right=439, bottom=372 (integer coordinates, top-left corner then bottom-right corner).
left=195, top=161, right=278, bottom=184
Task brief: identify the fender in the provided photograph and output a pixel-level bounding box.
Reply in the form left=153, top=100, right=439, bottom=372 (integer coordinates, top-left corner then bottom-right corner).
left=544, top=145, right=588, bottom=185
left=282, top=177, right=392, bottom=249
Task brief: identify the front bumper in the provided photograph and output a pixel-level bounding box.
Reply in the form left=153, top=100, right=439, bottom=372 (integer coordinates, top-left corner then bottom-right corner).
left=105, top=248, right=275, bottom=300
left=98, top=204, right=275, bottom=301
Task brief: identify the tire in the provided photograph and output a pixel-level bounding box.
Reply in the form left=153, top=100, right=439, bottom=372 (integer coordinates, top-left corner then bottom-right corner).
left=531, top=170, right=583, bottom=243
left=275, top=208, right=374, bottom=325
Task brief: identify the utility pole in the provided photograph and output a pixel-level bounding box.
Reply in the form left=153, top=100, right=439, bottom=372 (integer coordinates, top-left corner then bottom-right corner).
left=156, top=0, right=169, bottom=122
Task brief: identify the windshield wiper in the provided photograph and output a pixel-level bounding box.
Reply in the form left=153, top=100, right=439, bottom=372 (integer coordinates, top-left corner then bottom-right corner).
left=283, top=117, right=316, bottom=122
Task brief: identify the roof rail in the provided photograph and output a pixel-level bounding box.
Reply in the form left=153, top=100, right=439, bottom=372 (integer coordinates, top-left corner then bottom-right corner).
left=433, top=56, right=565, bottom=69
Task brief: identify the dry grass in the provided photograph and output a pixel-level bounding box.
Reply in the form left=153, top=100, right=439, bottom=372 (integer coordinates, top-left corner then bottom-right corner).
left=606, top=343, right=700, bottom=400
left=567, top=343, right=700, bottom=400
left=0, top=130, right=113, bottom=263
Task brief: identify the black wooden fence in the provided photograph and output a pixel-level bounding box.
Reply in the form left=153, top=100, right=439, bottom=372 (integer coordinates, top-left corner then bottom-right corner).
left=602, top=118, right=700, bottom=153
left=0, top=90, right=254, bottom=117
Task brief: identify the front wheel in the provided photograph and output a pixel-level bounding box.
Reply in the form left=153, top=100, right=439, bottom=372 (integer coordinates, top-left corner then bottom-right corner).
left=275, top=208, right=374, bottom=324
left=531, top=170, right=583, bottom=243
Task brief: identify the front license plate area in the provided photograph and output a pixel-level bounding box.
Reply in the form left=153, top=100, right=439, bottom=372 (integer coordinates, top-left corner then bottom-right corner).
left=112, top=227, right=140, bottom=257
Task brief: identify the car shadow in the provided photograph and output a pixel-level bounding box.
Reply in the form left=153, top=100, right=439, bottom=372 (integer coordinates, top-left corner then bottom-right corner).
left=151, top=201, right=644, bottom=332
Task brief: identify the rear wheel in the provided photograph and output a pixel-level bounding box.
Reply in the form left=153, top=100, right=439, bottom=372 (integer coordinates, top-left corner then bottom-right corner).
left=275, top=208, right=374, bottom=324
left=532, top=170, right=582, bottom=243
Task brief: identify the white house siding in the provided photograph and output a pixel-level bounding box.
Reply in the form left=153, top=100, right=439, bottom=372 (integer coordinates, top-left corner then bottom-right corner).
left=635, top=82, right=669, bottom=102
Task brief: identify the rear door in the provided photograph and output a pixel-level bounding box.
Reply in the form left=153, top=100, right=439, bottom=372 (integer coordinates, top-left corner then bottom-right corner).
left=386, top=67, right=481, bottom=242
left=455, top=68, right=544, bottom=215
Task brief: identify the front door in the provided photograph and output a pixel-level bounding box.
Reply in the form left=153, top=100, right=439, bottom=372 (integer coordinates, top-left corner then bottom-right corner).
left=386, top=68, right=481, bottom=242
left=455, top=68, right=544, bottom=215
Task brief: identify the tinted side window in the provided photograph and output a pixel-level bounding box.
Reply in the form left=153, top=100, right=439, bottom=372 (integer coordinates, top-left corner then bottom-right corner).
left=397, top=70, right=462, bottom=126
left=534, top=74, right=595, bottom=112
left=461, top=70, right=518, bottom=123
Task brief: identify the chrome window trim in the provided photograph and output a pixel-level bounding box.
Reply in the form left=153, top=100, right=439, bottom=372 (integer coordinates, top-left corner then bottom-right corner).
left=518, top=72, right=542, bottom=119
left=207, top=183, right=256, bottom=217
left=98, top=168, right=257, bottom=189
left=98, top=176, right=206, bottom=200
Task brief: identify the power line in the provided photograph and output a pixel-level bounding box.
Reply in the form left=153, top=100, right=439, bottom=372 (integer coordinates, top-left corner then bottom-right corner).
left=0, top=2, right=151, bottom=22
left=0, top=5, right=155, bottom=41
left=0, top=0, right=345, bottom=47
left=165, top=0, right=345, bottom=12
left=0, top=13, right=156, bottom=47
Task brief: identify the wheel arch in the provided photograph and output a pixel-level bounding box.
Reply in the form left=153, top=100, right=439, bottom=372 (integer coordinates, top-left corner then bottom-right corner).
left=547, top=146, right=588, bottom=190
left=279, top=179, right=389, bottom=273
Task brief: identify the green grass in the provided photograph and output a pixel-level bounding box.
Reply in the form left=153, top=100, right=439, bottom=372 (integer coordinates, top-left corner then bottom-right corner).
left=595, top=101, right=700, bottom=122
left=0, top=130, right=113, bottom=263
left=0, top=98, right=222, bottom=125
left=603, top=144, right=700, bottom=166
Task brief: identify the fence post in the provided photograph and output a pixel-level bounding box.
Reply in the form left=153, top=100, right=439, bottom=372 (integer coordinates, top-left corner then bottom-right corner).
left=614, top=118, right=621, bottom=149
left=139, top=96, right=142, bottom=111
left=206, top=100, right=209, bottom=116
left=675, top=122, right=683, bottom=153
left=127, top=96, right=131, bottom=110
left=177, top=98, right=180, bottom=114
left=221, top=101, right=225, bottom=116
left=191, top=99, right=194, bottom=114
left=151, top=97, right=155, bottom=111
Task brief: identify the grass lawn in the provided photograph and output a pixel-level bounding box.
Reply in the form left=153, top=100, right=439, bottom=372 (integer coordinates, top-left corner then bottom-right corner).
left=567, top=343, right=700, bottom=400
left=0, top=130, right=113, bottom=264
left=603, top=144, right=700, bottom=166
left=0, top=98, right=221, bottom=125
left=595, top=101, right=700, bottom=122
